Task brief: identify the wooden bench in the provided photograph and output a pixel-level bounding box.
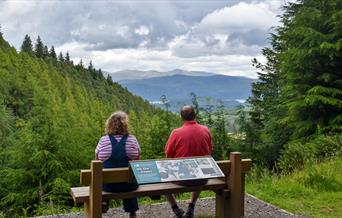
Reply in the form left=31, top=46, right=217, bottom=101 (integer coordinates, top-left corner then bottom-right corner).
left=70, top=152, right=252, bottom=218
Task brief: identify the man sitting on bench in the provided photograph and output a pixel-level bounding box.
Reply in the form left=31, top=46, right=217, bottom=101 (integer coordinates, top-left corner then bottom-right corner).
left=164, top=105, right=213, bottom=218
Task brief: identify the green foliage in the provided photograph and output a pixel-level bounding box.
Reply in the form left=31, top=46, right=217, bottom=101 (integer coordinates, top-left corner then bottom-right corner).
left=279, top=134, right=342, bottom=172
left=244, top=0, right=342, bottom=168
left=210, top=100, right=229, bottom=160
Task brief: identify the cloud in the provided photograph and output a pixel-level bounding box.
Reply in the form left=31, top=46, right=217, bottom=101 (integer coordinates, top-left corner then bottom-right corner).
left=56, top=41, right=262, bottom=78
left=0, top=0, right=285, bottom=78
left=135, top=25, right=151, bottom=36
left=169, top=1, right=281, bottom=58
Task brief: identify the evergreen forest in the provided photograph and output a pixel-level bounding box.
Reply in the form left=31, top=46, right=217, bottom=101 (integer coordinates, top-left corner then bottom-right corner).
left=0, top=0, right=341, bottom=217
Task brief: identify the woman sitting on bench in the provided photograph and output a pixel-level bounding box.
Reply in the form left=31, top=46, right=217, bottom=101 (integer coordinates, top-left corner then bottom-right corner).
left=95, top=111, right=141, bottom=218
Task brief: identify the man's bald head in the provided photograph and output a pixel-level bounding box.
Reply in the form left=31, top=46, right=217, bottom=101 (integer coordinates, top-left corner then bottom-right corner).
left=180, top=105, right=196, bottom=121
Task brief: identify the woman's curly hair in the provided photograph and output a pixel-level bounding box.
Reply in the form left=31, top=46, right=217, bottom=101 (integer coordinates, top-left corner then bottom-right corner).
left=105, top=111, right=129, bottom=135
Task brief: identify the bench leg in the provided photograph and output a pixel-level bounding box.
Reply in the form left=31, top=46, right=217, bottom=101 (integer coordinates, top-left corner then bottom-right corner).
left=215, top=189, right=230, bottom=218
left=241, top=173, right=245, bottom=217
left=84, top=201, right=90, bottom=218
left=84, top=199, right=102, bottom=218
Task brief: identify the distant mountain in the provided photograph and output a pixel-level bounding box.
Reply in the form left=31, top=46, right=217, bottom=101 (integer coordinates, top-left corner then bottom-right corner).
left=110, top=69, right=215, bottom=81
left=119, top=74, right=255, bottom=103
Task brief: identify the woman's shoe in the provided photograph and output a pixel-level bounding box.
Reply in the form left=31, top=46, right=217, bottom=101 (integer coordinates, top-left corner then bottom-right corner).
left=101, top=201, right=109, bottom=213
left=129, top=212, right=137, bottom=218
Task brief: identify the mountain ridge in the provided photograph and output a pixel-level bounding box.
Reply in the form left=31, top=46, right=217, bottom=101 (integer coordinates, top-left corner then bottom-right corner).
left=110, top=69, right=216, bottom=81
left=119, top=74, right=255, bottom=103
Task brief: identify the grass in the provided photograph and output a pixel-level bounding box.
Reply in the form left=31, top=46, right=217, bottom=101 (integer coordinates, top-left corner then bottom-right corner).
left=246, top=157, right=342, bottom=218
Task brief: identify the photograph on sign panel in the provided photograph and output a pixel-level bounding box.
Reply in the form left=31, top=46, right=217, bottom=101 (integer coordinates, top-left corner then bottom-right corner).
left=196, top=158, right=222, bottom=177
left=156, top=159, right=203, bottom=182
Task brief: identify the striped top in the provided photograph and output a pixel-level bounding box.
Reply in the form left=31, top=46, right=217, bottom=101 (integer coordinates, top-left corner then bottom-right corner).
left=95, top=135, right=141, bottom=161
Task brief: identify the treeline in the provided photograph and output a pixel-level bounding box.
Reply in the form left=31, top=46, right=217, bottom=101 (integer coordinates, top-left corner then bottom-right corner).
left=0, top=32, right=182, bottom=216
left=238, top=0, right=342, bottom=170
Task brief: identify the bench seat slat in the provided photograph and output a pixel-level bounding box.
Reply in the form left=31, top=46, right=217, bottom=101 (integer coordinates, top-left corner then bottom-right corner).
left=71, top=178, right=228, bottom=203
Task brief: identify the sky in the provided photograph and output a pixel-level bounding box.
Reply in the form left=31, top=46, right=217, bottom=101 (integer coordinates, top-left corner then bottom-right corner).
left=0, top=0, right=292, bottom=78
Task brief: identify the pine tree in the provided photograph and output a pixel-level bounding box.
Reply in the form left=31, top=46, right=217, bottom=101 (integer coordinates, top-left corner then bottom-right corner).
left=43, top=45, right=49, bottom=58
left=76, top=59, right=84, bottom=71
left=190, top=92, right=202, bottom=123
left=65, top=52, right=70, bottom=63
left=58, top=52, right=64, bottom=62
left=106, top=74, right=113, bottom=84
left=49, top=46, right=56, bottom=59
left=20, top=34, right=34, bottom=55
left=211, top=100, right=229, bottom=160
left=34, top=36, right=44, bottom=58
left=98, top=69, right=104, bottom=80
left=88, top=61, right=97, bottom=79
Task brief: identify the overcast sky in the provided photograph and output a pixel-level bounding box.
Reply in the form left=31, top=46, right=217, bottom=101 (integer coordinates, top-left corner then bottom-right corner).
left=0, top=0, right=292, bottom=78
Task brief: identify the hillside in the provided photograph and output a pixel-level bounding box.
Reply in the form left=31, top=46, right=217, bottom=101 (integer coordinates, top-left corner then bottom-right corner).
left=0, top=34, right=181, bottom=217
left=120, top=74, right=255, bottom=102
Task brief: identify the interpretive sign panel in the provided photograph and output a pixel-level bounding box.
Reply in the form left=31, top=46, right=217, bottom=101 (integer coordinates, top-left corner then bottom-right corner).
left=130, top=156, right=224, bottom=185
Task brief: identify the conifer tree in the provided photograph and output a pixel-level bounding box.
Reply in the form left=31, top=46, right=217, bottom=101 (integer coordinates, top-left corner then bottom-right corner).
left=43, top=45, right=49, bottom=58
left=106, top=74, right=113, bottom=84
left=98, top=69, right=104, bottom=80
left=77, top=59, right=84, bottom=69
left=20, top=34, right=34, bottom=55
left=79, top=59, right=83, bottom=67
left=34, top=36, right=44, bottom=58
left=190, top=92, right=202, bottom=123
left=88, top=60, right=93, bottom=71
left=88, top=61, right=98, bottom=79
left=58, top=52, right=64, bottom=62
left=65, top=52, right=70, bottom=63
left=49, top=46, right=56, bottom=59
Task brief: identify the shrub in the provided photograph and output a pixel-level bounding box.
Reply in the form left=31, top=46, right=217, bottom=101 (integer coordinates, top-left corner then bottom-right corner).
left=279, top=134, right=342, bottom=173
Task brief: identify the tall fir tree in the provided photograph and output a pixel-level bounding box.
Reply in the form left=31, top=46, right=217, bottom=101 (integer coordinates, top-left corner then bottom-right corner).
left=43, top=45, right=49, bottom=58
left=98, top=69, right=104, bottom=80
left=58, top=52, right=64, bottom=62
left=106, top=74, right=113, bottom=84
left=65, top=51, right=70, bottom=63
left=20, top=34, right=34, bottom=55
left=49, top=46, right=57, bottom=59
left=34, top=36, right=44, bottom=58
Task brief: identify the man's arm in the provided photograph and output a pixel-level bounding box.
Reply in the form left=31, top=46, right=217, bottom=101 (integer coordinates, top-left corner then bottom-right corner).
left=208, top=128, right=213, bottom=154
left=165, top=131, right=176, bottom=158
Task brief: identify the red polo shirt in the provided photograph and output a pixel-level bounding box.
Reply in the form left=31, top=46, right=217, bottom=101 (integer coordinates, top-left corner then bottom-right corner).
left=165, top=121, right=213, bottom=158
